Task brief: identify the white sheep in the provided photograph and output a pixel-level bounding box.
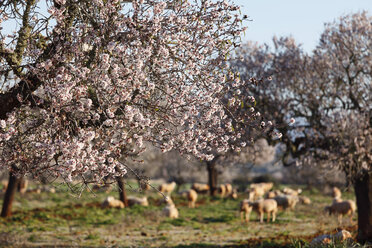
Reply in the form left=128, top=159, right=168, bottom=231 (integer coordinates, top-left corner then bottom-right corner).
left=229, top=188, right=238, bottom=199
left=247, top=186, right=265, bottom=201
left=239, top=199, right=253, bottom=223
left=186, top=189, right=198, bottom=208
left=158, top=182, right=176, bottom=195
left=250, top=182, right=274, bottom=192
left=218, top=184, right=227, bottom=197
left=273, top=195, right=299, bottom=210
left=331, top=186, right=342, bottom=199
left=127, top=196, right=149, bottom=207
left=225, top=183, right=233, bottom=195
left=324, top=199, right=356, bottom=224
left=191, top=183, right=210, bottom=194
left=102, top=196, right=124, bottom=209
left=249, top=199, right=278, bottom=223
left=179, top=189, right=198, bottom=208
left=265, top=190, right=283, bottom=199
left=162, top=197, right=179, bottom=219
left=282, top=187, right=302, bottom=196
left=299, top=196, right=311, bottom=205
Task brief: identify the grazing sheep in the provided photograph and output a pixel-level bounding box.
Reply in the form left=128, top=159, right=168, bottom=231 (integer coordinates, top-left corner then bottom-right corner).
left=332, top=186, right=342, bottom=199
left=191, top=183, right=210, bottom=194
left=282, top=187, right=302, bottom=196
left=179, top=189, right=198, bottom=208
left=186, top=189, right=198, bottom=208
left=225, top=184, right=233, bottom=195
left=218, top=184, right=227, bottom=197
left=229, top=189, right=238, bottom=199
left=324, top=199, right=356, bottom=224
left=299, top=196, right=311, bottom=205
left=249, top=199, right=278, bottom=223
left=102, top=196, right=124, bottom=209
left=273, top=195, right=299, bottom=210
left=310, top=230, right=352, bottom=246
left=159, top=182, right=176, bottom=195
left=265, top=190, right=283, bottom=199
left=239, top=199, right=253, bottom=223
left=162, top=197, right=179, bottom=219
left=139, top=180, right=151, bottom=191
left=248, top=186, right=265, bottom=201
left=127, top=196, right=149, bottom=207
left=250, top=182, right=274, bottom=193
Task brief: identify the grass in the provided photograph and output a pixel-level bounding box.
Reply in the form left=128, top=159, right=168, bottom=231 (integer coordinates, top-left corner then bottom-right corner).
left=0, top=182, right=362, bottom=247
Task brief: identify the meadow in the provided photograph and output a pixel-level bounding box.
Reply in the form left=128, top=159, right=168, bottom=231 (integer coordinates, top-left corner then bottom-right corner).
left=0, top=182, right=362, bottom=247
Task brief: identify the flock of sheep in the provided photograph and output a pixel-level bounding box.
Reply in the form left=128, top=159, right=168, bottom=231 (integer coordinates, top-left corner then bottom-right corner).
left=100, top=181, right=357, bottom=227
left=1, top=179, right=358, bottom=245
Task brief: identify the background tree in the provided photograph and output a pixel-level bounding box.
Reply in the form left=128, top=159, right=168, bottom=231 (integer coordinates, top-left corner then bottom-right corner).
left=231, top=12, right=371, bottom=242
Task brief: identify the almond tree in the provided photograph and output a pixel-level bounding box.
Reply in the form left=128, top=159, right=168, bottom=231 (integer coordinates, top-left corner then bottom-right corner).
left=0, top=0, right=268, bottom=216
left=232, top=12, right=372, bottom=242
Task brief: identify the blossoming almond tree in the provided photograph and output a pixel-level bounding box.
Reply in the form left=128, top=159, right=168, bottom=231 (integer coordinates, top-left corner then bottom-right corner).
left=0, top=0, right=268, bottom=216
left=232, top=12, right=372, bottom=242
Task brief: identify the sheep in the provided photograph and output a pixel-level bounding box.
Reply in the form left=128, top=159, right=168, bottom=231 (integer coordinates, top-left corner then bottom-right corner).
left=225, top=183, right=233, bottom=195
left=218, top=184, right=227, bottom=197
left=179, top=189, right=198, bottom=208
left=229, top=189, right=238, bottom=199
left=265, top=190, right=283, bottom=199
left=331, top=186, right=342, bottom=199
left=250, top=182, right=274, bottom=193
left=282, top=187, right=302, bottom=196
left=310, top=230, right=352, bottom=246
left=239, top=199, right=253, bottom=223
left=191, top=183, right=210, bottom=194
left=299, top=196, right=311, bottom=205
left=127, top=196, right=149, bottom=207
left=273, top=195, right=299, bottom=210
left=102, top=196, right=125, bottom=209
left=162, top=197, right=179, bottom=219
left=158, top=182, right=176, bottom=195
left=247, top=186, right=265, bottom=201
left=324, top=199, right=356, bottom=224
left=249, top=199, right=278, bottom=223
left=186, top=189, right=198, bottom=208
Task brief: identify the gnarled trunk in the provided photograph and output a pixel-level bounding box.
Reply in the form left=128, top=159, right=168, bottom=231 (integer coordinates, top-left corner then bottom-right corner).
left=1, top=172, right=20, bottom=217
left=207, top=160, right=218, bottom=196
left=354, top=170, right=372, bottom=243
left=116, top=177, right=128, bottom=207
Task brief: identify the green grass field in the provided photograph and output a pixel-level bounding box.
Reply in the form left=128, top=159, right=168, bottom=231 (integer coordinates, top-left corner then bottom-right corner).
left=0, top=182, right=362, bottom=247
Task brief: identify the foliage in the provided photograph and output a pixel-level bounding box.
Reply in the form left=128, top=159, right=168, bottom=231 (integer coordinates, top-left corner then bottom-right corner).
left=0, top=0, right=270, bottom=184
left=231, top=11, right=372, bottom=182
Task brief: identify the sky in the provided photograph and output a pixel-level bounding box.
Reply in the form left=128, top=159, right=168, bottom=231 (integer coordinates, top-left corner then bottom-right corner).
left=233, top=0, right=372, bottom=53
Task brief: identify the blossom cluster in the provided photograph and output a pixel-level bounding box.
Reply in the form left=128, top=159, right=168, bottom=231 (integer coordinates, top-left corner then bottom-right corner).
left=0, top=0, right=266, bottom=183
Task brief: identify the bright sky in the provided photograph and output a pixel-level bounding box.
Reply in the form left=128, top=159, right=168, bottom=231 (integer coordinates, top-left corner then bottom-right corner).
left=233, top=0, right=372, bottom=53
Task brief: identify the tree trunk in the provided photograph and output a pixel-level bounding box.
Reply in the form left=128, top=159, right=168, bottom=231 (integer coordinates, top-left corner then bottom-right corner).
left=1, top=172, right=20, bottom=217
left=116, top=176, right=128, bottom=207
left=207, top=161, right=218, bottom=196
left=354, top=170, right=372, bottom=243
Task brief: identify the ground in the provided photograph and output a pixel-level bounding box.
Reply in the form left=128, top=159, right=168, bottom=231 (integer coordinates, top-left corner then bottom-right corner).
left=0, top=181, right=363, bottom=247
